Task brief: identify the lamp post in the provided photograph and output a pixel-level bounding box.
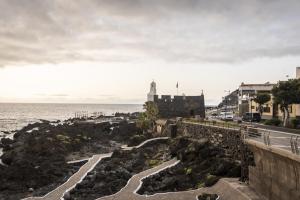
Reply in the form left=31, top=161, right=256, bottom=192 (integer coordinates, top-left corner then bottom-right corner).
left=250, top=97, right=254, bottom=123
left=224, top=90, right=231, bottom=120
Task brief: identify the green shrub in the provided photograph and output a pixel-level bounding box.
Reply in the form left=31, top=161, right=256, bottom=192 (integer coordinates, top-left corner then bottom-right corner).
left=128, top=135, right=146, bottom=146
left=184, top=167, right=193, bottom=175
left=149, top=159, right=160, bottom=167
left=290, top=118, right=300, bottom=129
left=204, top=174, right=219, bottom=187
left=264, top=118, right=281, bottom=126
left=196, top=182, right=205, bottom=188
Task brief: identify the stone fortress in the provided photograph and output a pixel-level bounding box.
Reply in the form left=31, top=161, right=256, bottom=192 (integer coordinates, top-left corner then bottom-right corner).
left=147, top=81, right=205, bottom=118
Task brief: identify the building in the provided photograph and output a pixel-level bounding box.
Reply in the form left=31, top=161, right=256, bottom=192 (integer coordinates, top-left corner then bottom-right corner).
left=147, top=81, right=157, bottom=102
left=147, top=81, right=205, bottom=118
left=238, top=82, right=275, bottom=118
left=238, top=67, right=300, bottom=119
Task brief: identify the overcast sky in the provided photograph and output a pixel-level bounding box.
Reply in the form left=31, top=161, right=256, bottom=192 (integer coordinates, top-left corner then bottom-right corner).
left=0, top=0, right=299, bottom=105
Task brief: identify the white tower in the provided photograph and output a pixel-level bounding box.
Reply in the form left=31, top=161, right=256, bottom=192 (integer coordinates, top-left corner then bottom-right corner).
left=147, top=81, right=157, bottom=102
left=297, top=67, right=300, bottom=79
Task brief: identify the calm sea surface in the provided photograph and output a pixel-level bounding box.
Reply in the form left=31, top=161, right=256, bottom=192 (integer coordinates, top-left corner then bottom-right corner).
left=0, top=103, right=143, bottom=133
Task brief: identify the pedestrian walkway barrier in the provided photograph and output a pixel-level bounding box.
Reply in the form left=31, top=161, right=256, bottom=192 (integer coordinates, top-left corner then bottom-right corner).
left=262, top=131, right=271, bottom=146
left=243, top=126, right=300, bottom=155
left=291, top=136, right=299, bottom=155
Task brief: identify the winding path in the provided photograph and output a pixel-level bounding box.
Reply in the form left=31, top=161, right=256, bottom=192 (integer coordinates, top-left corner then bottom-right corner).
left=121, top=137, right=169, bottom=151
left=23, top=153, right=112, bottom=200
left=22, top=137, right=169, bottom=200
left=96, top=159, right=261, bottom=200
left=22, top=136, right=260, bottom=200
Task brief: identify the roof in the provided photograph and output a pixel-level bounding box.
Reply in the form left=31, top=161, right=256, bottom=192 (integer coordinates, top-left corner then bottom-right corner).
left=240, top=82, right=276, bottom=87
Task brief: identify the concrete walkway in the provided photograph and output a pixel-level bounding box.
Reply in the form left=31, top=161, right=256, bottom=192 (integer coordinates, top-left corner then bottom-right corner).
left=96, top=159, right=261, bottom=200
left=22, top=137, right=168, bottom=200
left=23, top=153, right=112, bottom=200
left=21, top=136, right=261, bottom=200
left=121, top=137, right=169, bottom=151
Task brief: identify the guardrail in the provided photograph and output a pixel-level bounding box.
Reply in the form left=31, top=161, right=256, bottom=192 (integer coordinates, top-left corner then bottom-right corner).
left=184, top=119, right=241, bottom=130
left=185, top=119, right=300, bottom=155
left=291, top=136, right=300, bottom=154
left=243, top=127, right=299, bottom=155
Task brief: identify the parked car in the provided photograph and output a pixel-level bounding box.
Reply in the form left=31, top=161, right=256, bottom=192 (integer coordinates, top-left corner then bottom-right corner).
left=219, top=112, right=234, bottom=121
left=242, top=112, right=261, bottom=122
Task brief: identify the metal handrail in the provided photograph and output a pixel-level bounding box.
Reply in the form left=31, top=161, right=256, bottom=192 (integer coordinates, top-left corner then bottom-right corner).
left=291, top=136, right=299, bottom=155
left=243, top=126, right=300, bottom=155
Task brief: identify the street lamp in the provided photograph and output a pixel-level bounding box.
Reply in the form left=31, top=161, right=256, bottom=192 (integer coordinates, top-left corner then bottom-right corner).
left=224, top=90, right=231, bottom=120
left=249, top=96, right=254, bottom=123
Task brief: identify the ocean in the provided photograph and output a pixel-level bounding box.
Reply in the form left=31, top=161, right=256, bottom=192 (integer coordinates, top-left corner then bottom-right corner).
left=0, top=103, right=143, bottom=134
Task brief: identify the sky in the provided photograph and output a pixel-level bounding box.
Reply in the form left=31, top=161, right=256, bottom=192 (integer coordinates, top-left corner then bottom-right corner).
left=0, top=0, right=300, bottom=105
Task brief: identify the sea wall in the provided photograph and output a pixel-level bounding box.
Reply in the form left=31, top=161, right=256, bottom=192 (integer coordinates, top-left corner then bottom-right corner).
left=246, top=139, right=300, bottom=200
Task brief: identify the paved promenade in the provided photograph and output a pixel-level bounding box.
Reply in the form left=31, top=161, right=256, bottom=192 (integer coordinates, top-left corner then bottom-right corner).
left=23, top=153, right=112, bottom=200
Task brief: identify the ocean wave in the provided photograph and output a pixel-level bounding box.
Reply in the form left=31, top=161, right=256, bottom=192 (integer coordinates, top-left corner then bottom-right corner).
left=0, top=118, right=17, bottom=121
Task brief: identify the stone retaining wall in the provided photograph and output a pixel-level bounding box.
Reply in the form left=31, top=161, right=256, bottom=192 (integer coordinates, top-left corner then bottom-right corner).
left=247, top=140, right=300, bottom=200
left=176, top=122, right=254, bottom=181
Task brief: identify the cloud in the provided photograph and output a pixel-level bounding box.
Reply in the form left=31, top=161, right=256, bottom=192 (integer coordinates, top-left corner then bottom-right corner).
left=1, top=0, right=300, bottom=67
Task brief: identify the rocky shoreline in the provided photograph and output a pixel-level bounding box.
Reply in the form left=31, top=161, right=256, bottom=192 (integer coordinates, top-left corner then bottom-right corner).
left=0, top=115, right=147, bottom=200
left=67, top=139, right=171, bottom=200
left=0, top=115, right=245, bottom=200
left=137, top=137, right=241, bottom=195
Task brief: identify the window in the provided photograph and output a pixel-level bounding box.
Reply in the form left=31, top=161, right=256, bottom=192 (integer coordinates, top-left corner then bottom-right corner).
left=263, top=107, right=271, bottom=113
left=289, top=105, right=293, bottom=113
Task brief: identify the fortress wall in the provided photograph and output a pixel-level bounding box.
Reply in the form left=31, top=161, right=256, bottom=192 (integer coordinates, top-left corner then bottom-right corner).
left=154, top=95, right=205, bottom=118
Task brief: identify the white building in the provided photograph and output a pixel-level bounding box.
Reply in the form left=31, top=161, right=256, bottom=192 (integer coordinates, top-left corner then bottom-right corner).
left=147, top=81, right=157, bottom=102
left=238, top=82, right=275, bottom=117
left=238, top=67, right=300, bottom=119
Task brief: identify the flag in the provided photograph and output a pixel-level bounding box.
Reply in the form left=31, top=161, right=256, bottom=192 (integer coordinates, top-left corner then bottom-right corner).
left=176, top=82, right=178, bottom=89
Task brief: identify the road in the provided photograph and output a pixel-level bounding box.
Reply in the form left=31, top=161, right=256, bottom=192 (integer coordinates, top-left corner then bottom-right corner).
left=200, top=118, right=299, bottom=153
left=245, top=126, right=299, bottom=152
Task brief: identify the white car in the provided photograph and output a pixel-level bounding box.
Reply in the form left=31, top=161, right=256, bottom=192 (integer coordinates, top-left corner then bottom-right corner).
left=219, top=112, right=234, bottom=121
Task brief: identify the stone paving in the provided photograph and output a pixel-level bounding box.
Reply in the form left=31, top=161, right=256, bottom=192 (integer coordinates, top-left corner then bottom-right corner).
left=23, top=153, right=112, bottom=200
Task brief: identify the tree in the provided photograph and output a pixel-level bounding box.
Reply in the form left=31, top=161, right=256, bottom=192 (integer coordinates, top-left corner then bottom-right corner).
left=143, top=101, right=159, bottom=127
left=272, top=79, right=300, bottom=127
left=136, top=112, right=151, bottom=130
left=137, top=101, right=159, bottom=131
left=253, top=93, right=271, bottom=116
